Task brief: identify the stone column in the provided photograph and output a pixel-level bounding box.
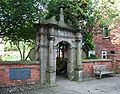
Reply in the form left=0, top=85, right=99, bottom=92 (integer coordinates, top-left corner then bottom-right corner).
left=46, top=28, right=56, bottom=86
left=75, top=32, right=83, bottom=81
left=76, top=34, right=82, bottom=66
left=68, top=47, right=74, bottom=80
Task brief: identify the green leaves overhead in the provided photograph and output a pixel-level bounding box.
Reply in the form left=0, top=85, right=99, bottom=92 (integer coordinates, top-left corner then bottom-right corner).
left=46, top=0, right=89, bottom=28
left=0, top=0, right=49, bottom=42
left=93, top=0, right=120, bottom=29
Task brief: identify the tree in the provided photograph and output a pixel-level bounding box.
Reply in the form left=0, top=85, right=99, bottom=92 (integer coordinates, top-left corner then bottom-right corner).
left=0, top=0, right=48, bottom=60
left=92, top=0, right=120, bottom=31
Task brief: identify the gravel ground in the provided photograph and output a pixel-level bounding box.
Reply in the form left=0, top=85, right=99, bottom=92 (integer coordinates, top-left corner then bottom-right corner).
left=0, top=83, right=48, bottom=94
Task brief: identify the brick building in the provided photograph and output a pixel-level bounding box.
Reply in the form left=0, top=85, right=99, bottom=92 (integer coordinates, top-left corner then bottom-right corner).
left=93, top=26, right=120, bottom=59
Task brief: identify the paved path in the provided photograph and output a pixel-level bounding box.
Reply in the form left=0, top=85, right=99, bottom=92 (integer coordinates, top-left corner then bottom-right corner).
left=17, top=76, right=120, bottom=94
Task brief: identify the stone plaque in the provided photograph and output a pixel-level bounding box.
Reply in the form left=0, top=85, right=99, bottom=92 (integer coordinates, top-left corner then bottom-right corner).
left=9, top=68, right=31, bottom=80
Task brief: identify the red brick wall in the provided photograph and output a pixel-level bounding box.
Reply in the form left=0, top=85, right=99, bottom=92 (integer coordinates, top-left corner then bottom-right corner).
left=115, top=59, right=120, bottom=73
left=93, top=27, right=120, bottom=59
left=0, top=64, right=40, bottom=87
left=82, top=59, right=120, bottom=77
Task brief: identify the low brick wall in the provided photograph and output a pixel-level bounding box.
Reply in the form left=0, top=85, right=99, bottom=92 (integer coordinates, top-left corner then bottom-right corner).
left=0, top=61, right=40, bottom=87
left=82, top=59, right=120, bottom=77
left=115, top=59, right=120, bottom=73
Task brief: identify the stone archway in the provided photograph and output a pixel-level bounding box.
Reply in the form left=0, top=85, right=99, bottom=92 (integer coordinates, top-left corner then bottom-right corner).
left=35, top=7, right=83, bottom=86
left=56, top=41, right=71, bottom=78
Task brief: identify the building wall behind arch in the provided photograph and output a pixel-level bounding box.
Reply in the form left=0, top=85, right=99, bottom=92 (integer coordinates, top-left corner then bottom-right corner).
left=93, top=27, right=120, bottom=59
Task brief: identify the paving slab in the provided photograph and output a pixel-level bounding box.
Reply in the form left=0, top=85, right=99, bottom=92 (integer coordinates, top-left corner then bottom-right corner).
left=15, top=76, right=120, bottom=94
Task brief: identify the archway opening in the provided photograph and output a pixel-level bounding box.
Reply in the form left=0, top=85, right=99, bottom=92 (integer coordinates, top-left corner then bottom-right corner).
left=56, top=41, right=70, bottom=78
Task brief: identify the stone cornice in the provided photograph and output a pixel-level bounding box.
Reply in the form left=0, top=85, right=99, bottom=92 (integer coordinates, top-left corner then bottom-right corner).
left=82, top=59, right=112, bottom=63
left=34, top=23, right=82, bottom=33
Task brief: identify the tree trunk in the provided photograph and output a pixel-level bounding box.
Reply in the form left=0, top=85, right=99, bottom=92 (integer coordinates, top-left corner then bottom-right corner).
left=25, top=48, right=31, bottom=60
left=22, top=43, right=25, bottom=60
left=16, top=43, right=23, bottom=60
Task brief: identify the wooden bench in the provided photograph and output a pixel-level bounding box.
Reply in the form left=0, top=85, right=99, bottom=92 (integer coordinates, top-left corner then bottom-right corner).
left=93, top=65, right=114, bottom=79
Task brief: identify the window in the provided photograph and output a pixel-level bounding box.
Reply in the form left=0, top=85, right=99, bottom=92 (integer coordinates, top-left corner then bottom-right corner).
left=103, top=26, right=109, bottom=38
left=110, top=51, right=115, bottom=54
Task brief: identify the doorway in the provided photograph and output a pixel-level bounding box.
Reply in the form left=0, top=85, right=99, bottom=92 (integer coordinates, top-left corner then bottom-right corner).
left=56, top=41, right=70, bottom=78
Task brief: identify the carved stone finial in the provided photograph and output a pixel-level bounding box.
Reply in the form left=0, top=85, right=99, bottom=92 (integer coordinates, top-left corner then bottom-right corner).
left=58, top=6, right=66, bottom=26
left=60, top=6, right=64, bottom=22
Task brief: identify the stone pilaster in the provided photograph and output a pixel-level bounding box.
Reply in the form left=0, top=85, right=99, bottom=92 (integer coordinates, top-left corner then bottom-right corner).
left=76, top=32, right=82, bottom=69
left=75, top=32, right=83, bottom=81
left=67, top=47, right=74, bottom=80
left=46, top=28, right=56, bottom=86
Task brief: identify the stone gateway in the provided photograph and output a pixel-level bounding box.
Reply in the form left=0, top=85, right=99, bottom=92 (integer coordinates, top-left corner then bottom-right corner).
left=35, top=7, right=83, bottom=86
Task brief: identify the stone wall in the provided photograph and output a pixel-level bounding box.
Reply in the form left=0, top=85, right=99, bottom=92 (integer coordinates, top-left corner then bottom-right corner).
left=82, top=59, right=120, bottom=77
left=0, top=61, right=40, bottom=87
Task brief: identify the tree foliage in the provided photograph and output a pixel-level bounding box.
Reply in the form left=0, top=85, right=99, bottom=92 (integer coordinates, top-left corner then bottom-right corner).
left=0, top=0, right=45, bottom=41
left=92, top=0, right=120, bottom=31
left=0, top=0, right=49, bottom=41
left=46, top=0, right=89, bottom=28
left=0, top=0, right=48, bottom=60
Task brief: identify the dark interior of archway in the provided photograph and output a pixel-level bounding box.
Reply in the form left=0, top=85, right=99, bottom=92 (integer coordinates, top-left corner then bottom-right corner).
left=56, top=41, right=70, bottom=78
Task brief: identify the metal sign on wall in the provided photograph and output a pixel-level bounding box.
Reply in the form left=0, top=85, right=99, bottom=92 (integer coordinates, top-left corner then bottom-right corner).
left=9, top=68, right=31, bottom=80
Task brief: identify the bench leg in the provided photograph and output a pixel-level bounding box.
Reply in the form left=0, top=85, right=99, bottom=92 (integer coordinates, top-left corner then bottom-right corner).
left=112, top=73, right=115, bottom=77
left=100, top=74, right=102, bottom=79
left=94, top=73, right=96, bottom=78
